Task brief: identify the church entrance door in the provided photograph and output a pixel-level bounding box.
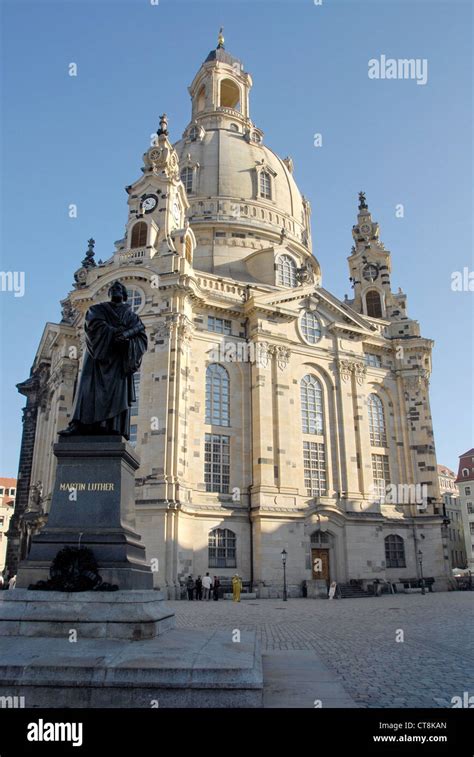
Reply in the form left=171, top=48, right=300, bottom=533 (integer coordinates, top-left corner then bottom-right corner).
left=311, top=548, right=330, bottom=582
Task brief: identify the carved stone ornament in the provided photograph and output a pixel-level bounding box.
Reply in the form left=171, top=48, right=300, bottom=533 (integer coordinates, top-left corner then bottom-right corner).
left=353, top=361, right=367, bottom=385
left=60, top=300, right=77, bottom=325
left=276, top=346, right=290, bottom=370
left=26, top=481, right=43, bottom=514
left=73, top=267, right=88, bottom=289
left=152, top=314, right=193, bottom=343
left=147, top=132, right=180, bottom=180
left=255, top=341, right=270, bottom=368
left=338, top=359, right=353, bottom=382
left=337, top=359, right=366, bottom=384
left=296, top=260, right=314, bottom=286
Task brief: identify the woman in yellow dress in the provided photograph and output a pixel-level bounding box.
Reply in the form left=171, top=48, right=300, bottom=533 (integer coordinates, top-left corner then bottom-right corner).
left=232, top=574, right=242, bottom=602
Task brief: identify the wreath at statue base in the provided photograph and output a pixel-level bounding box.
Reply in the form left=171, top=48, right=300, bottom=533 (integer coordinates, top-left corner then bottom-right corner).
left=28, top=546, right=119, bottom=592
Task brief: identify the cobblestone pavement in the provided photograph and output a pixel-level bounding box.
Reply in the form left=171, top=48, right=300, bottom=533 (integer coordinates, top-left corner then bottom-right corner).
left=167, top=593, right=474, bottom=708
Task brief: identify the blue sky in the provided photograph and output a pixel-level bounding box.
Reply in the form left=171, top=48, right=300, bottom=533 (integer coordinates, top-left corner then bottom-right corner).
left=0, top=0, right=472, bottom=475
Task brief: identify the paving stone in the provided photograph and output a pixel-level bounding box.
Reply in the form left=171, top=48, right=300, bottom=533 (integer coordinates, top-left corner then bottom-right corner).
left=167, top=593, right=474, bottom=708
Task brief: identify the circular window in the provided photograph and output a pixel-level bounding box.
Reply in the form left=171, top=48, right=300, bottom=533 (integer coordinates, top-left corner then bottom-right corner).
left=126, top=287, right=144, bottom=313
left=300, top=310, right=322, bottom=345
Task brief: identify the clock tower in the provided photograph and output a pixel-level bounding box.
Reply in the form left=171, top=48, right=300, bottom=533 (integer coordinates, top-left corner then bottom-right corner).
left=347, top=191, right=413, bottom=334
left=119, top=114, right=195, bottom=264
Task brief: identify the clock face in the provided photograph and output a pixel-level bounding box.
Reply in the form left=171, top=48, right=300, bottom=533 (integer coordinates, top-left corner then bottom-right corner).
left=141, top=195, right=158, bottom=213
left=360, top=223, right=371, bottom=235
left=363, top=263, right=379, bottom=281
left=148, top=148, right=161, bottom=162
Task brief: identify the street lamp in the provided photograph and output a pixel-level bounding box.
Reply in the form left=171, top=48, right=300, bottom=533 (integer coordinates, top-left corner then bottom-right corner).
left=418, top=549, right=426, bottom=595
left=281, top=549, right=288, bottom=601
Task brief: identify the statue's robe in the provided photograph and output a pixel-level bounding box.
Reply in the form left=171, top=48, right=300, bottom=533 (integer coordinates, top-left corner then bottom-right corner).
left=71, top=302, right=147, bottom=439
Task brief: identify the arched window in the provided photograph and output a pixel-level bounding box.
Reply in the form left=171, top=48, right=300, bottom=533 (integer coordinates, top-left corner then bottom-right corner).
left=197, top=85, right=206, bottom=113
left=189, top=125, right=199, bottom=141
left=385, top=535, right=406, bottom=568
left=219, top=79, right=240, bottom=110
left=208, top=528, right=236, bottom=568
left=368, top=394, right=387, bottom=446
left=372, top=454, right=390, bottom=499
left=130, top=221, right=147, bottom=248
left=310, top=530, right=331, bottom=545
left=300, top=310, right=322, bottom=345
left=205, top=364, right=230, bottom=426
left=181, top=167, right=193, bottom=194
left=462, top=468, right=469, bottom=477
left=277, top=255, right=297, bottom=287
left=366, top=290, right=383, bottom=318
left=126, top=287, right=143, bottom=313
left=301, top=375, right=323, bottom=435
left=131, top=371, right=140, bottom=417
left=260, top=170, right=272, bottom=200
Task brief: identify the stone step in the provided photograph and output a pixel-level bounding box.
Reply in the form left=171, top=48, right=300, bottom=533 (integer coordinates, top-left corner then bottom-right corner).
left=0, top=629, right=263, bottom=708
left=263, top=651, right=358, bottom=708
left=223, top=593, right=257, bottom=600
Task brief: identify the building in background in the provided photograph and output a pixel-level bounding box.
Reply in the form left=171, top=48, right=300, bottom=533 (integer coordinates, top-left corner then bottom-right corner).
left=438, top=465, right=466, bottom=570
left=0, top=478, right=16, bottom=575
left=6, top=35, right=450, bottom=596
left=455, top=449, right=474, bottom=572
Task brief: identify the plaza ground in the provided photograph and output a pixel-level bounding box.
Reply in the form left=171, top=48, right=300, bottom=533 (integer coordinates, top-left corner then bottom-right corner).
left=167, top=593, right=474, bottom=708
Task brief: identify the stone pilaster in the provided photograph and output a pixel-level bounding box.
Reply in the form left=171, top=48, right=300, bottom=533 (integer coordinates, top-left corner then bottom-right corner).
left=5, top=373, right=43, bottom=575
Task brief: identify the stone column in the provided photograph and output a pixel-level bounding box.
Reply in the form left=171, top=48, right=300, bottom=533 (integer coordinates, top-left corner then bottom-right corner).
left=5, top=372, right=44, bottom=576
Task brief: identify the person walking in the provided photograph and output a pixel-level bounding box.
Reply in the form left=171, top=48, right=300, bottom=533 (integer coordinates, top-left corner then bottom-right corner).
left=186, top=575, right=195, bottom=600
left=195, top=575, right=203, bottom=601
left=212, top=576, right=220, bottom=601
left=8, top=574, right=17, bottom=591
left=328, top=581, right=337, bottom=600
left=232, top=573, right=242, bottom=602
left=202, top=572, right=212, bottom=600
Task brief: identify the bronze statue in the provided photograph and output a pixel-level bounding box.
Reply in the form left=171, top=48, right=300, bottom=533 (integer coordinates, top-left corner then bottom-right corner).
left=60, top=281, right=147, bottom=440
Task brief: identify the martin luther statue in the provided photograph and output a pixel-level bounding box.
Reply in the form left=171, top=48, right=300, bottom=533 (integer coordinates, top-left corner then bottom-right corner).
left=61, top=281, right=147, bottom=440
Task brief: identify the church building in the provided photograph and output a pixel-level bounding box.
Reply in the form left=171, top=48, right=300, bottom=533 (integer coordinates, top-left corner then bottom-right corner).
left=7, top=34, right=450, bottom=596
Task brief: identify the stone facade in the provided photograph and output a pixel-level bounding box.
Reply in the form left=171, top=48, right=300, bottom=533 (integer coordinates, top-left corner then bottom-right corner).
left=0, top=479, right=16, bottom=574
left=455, top=450, right=474, bottom=571
left=8, top=38, right=450, bottom=595
left=438, top=464, right=466, bottom=570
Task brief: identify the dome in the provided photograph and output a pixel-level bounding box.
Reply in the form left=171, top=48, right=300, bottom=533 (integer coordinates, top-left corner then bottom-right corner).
left=174, top=128, right=310, bottom=254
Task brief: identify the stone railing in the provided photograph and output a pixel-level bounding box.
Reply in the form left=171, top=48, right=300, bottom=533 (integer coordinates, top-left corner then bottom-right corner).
left=195, top=276, right=246, bottom=299
left=118, top=248, right=148, bottom=264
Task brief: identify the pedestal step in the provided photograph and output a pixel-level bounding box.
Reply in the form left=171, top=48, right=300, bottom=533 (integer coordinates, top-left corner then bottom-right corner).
left=0, top=630, right=263, bottom=708
left=0, top=590, right=174, bottom=641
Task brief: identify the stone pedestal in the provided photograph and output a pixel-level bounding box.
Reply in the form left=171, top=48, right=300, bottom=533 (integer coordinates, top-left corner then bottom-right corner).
left=16, top=435, right=153, bottom=590
left=3, top=435, right=264, bottom=707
